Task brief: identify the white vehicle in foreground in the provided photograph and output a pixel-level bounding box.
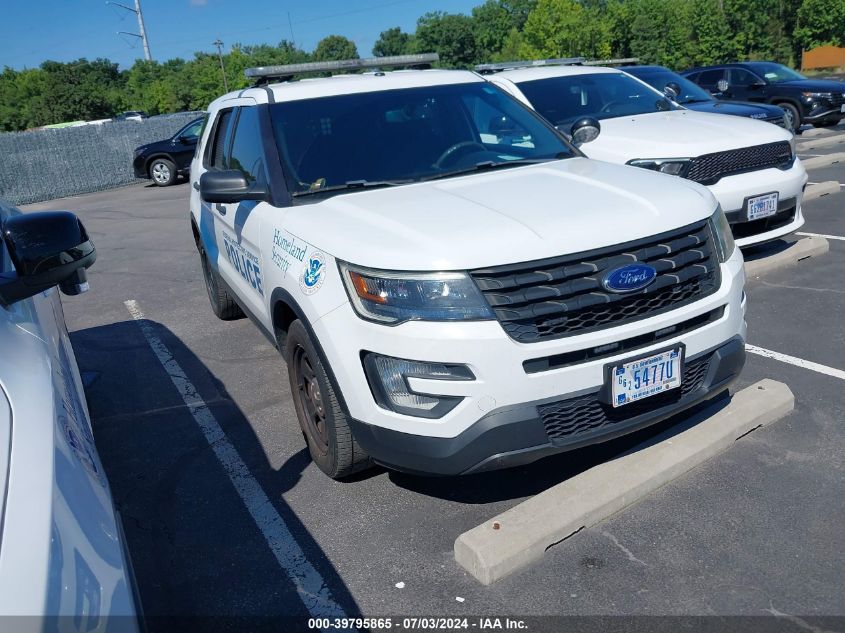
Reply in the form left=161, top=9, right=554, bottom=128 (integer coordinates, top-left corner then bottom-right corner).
left=0, top=202, right=139, bottom=629
left=480, top=59, right=807, bottom=248
left=189, top=55, right=747, bottom=479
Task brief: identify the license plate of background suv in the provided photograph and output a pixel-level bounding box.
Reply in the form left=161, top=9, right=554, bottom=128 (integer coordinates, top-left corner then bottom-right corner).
left=611, top=348, right=682, bottom=408
left=746, top=192, right=779, bottom=221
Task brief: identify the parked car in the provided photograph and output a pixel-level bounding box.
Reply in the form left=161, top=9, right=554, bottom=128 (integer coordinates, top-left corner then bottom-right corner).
left=190, top=55, right=746, bottom=479
left=624, top=65, right=789, bottom=129
left=0, top=202, right=140, bottom=626
left=133, top=116, right=205, bottom=186
left=113, top=110, right=148, bottom=122
left=682, top=62, right=845, bottom=132
left=480, top=60, right=807, bottom=248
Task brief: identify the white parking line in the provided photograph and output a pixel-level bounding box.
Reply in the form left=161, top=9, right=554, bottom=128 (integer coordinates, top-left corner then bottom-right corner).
left=746, top=344, right=845, bottom=381
left=797, top=231, right=845, bottom=241
left=124, top=299, right=346, bottom=619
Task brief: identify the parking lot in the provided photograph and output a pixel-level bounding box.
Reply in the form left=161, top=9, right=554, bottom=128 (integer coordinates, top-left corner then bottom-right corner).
left=24, top=123, right=845, bottom=632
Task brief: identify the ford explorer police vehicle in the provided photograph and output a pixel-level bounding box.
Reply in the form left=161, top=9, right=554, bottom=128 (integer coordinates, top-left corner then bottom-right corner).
left=189, top=54, right=747, bottom=479
left=479, top=59, right=807, bottom=249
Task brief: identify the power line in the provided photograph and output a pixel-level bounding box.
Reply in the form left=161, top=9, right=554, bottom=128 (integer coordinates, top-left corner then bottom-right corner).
left=107, top=0, right=152, bottom=61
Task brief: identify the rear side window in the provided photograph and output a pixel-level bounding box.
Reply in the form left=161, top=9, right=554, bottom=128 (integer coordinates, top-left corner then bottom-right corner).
left=228, top=107, right=267, bottom=185
left=207, top=109, right=235, bottom=169
left=696, top=69, right=725, bottom=86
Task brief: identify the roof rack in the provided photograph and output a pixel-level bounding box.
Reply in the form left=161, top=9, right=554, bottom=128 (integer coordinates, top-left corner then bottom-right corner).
left=474, top=58, right=585, bottom=74
left=245, top=53, right=440, bottom=85
left=474, top=56, right=641, bottom=74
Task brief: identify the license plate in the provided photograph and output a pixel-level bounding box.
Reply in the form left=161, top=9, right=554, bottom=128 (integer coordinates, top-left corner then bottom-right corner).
left=611, top=348, right=682, bottom=408
left=747, top=192, right=779, bottom=221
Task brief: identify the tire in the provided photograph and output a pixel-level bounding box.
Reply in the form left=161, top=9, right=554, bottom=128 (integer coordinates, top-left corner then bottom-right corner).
left=286, top=320, right=372, bottom=479
left=199, top=245, right=243, bottom=320
left=776, top=102, right=801, bottom=133
left=149, top=157, right=177, bottom=186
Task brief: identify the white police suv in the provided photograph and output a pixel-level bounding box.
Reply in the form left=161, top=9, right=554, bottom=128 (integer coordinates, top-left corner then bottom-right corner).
left=189, top=55, right=747, bottom=478
left=480, top=59, right=808, bottom=249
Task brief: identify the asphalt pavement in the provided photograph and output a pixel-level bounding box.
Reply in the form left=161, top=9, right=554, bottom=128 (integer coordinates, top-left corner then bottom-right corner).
left=23, top=126, right=845, bottom=632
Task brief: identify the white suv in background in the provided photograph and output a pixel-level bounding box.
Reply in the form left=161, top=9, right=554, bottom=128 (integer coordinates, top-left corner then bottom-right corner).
left=189, top=55, right=747, bottom=479
left=481, top=60, right=807, bottom=249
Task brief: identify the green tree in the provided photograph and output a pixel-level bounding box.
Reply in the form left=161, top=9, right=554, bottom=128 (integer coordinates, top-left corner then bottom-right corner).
left=626, top=0, right=694, bottom=68
left=472, top=0, right=537, bottom=59
left=795, top=0, right=845, bottom=51
left=414, top=12, right=480, bottom=67
left=313, top=35, right=359, bottom=61
left=373, top=27, right=414, bottom=56
left=690, top=0, right=737, bottom=65
left=520, top=0, right=610, bottom=59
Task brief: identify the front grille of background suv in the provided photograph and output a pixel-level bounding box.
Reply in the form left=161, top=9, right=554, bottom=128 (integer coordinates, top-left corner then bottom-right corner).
left=686, top=141, right=793, bottom=185
left=470, top=219, right=720, bottom=343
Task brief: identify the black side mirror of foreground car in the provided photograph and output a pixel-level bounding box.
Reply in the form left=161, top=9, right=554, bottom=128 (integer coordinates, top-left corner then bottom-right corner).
left=200, top=169, right=269, bottom=204
left=664, top=82, right=681, bottom=100
left=0, top=211, right=96, bottom=306
left=569, top=117, right=601, bottom=146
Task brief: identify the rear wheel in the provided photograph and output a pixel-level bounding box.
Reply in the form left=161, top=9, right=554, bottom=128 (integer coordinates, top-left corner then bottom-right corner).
left=777, top=103, right=801, bottom=133
left=199, top=245, right=243, bottom=320
left=149, top=157, right=177, bottom=186
left=286, top=320, right=372, bottom=479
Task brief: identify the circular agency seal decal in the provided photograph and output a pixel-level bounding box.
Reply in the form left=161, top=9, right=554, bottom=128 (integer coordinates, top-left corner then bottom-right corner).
left=300, top=251, right=326, bottom=295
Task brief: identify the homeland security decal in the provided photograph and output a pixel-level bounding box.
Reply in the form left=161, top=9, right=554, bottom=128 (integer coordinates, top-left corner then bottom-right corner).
left=271, top=228, right=306, bottom=277
left=300, top=251, right=326, bottom=295
left=222, top=232, right=263, bottom=296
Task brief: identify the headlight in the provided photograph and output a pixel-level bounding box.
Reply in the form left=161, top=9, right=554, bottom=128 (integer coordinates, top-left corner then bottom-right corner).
left=627, top=158, right=692, bottom=177
left=709, top=205, right=735, bottom=263
left=801, top=91, right=832, bottom=100
left=339, top=262, right=494, bottom=324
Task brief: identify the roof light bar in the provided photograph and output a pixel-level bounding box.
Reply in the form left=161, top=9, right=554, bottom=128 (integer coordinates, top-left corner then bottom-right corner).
left=474, top=58, right=586, bottom=73
left=583, top=57, right=640, bottom=67
left=245, top=53, right=440, bottom=84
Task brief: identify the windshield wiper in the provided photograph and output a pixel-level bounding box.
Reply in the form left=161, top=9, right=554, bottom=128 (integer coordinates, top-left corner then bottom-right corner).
left=292, top=179, right=411, bottom=197
left=422, top=156, right=566, bottom=182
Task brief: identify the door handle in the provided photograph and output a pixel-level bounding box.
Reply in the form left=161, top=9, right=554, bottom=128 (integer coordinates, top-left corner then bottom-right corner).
left=192, top=181, right=200, bottom=191
left=215, top=204, right=227, bottom=215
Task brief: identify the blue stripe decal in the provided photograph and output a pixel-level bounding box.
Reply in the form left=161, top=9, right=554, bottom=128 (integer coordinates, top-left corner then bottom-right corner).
left=199, top=201, right=219, bottom=268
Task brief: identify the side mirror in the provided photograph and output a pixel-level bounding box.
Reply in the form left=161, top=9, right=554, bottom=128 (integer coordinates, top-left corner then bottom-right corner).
left=664, top=82, right=680, bottom=100
left=716, top=79, right=729, bottom=93
left=200, top=170, right=268, bottom=204
left=178, top=136, right=194, bottom=144
left=569, top=117, right=601, bottom=146
left=0, top=211, right=96, bottom=306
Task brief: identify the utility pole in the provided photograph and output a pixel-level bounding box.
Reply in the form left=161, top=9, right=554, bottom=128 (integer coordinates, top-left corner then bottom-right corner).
left=109, top=0, right=152, bottom=61
left=213, top=39, right=229, bottom=92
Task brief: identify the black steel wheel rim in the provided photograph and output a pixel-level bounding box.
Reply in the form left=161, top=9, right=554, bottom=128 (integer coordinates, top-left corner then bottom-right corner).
left=292, top=345, right=329, bottom=454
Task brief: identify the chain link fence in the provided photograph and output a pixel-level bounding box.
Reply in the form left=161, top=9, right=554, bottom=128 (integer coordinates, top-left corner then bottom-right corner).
left=0, top=112, right=204, bottom=206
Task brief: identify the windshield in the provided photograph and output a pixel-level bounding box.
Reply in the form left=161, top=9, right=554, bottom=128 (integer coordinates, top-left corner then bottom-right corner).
left=751, top=63, right=805, bottom=83
left=516, top=72, right=676, bottom=128
left=629, top=69, right=714, bottom=105
left=268, top=82, right=574, bottom=195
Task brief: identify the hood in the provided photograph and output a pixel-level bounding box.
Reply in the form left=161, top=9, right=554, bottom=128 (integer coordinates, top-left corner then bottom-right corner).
left=779, top=79, right=845, bottom=93
left=135, top=137, right=173, bottom=154
left=584, top=109, right=793, bottom=164
left=685, top=100, right=784, bottom=120
left=283, top=158, right=716, bottom=270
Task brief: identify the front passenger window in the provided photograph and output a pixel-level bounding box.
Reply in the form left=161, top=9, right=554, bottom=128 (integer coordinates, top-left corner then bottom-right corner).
left=228, top=107, right=267, bottom=185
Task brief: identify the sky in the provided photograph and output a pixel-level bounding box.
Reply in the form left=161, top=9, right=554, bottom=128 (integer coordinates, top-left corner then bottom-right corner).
left=0, top=0, right=480, bottom=71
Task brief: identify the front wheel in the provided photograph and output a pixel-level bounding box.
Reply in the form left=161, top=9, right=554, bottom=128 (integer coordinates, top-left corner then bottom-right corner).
left=777, top=103, right=801, bottom=133
left=149, top=157, right=177, bottom=186
left=286, top=320, right=372, bottom=479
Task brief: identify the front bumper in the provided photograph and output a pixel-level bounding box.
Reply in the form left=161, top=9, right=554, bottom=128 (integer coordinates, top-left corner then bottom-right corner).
left=314, top=248, right=746, bottom=474
left=350, top=336, right=746, bottom=475
left=803, top=103, right=845, bottom=123
left=132, top=155, right=148, bottom=179
left=708, top=159, right=807, bottom=248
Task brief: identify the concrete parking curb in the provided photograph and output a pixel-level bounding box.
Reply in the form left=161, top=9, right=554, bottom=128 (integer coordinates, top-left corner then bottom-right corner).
left=804, top=181, right=841, bottom=201
left=797, top=134, right=845, bottom=152
left=454, top=379, right=794, bottom=585
left=744, top=236, right=829, bottom=278
left=802, top=152, right=845, bottom=170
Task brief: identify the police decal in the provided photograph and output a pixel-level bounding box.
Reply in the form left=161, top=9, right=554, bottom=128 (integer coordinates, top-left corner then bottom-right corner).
left=222, top=231, right=264, bottom=296
left=300, top=251, right=326, bottom=295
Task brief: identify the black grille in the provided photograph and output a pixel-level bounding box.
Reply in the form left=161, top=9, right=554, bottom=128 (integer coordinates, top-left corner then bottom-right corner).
left=470, top=220, right=720, bottom=343
left=829, top=93, right=845, bottom=108
left=687, top=141, right=793, bottom=185
left=539, top=352, right=713, bottom=442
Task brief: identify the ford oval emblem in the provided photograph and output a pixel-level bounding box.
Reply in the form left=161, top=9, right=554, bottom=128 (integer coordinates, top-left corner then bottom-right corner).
left=602, top=263, right=657, bottom=293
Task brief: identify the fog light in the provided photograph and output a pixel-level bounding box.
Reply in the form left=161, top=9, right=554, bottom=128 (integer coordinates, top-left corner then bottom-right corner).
left=362, top=353, right=473, bottom=418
